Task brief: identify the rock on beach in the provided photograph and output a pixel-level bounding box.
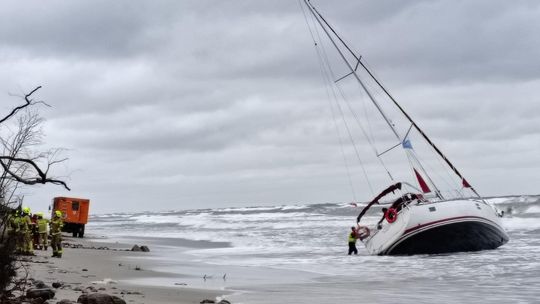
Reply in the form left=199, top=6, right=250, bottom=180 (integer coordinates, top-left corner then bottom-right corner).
left=77, top=293, right=126, bottom=304
left=26, top=287, right=55, bottom=300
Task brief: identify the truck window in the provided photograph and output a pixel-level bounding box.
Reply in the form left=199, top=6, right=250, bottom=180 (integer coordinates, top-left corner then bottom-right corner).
left=72, top=201, right=80, bottom=211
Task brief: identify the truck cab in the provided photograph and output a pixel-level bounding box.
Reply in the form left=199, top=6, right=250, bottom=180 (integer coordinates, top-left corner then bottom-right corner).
left=52, top=197, right=90, bottom=238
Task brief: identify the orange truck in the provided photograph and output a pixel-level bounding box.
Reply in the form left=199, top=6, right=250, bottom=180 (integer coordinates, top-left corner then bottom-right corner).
left=51, top=197, right=90, bottom=238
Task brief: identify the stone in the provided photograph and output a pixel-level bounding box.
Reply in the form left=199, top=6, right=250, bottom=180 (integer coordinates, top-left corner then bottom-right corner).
left=139, top=246, right=150, bottom=252
left=131, top=245, right=141, bottom=251
left=77, top=293, right=126, bottom=304
left=86, top=286, right=98, bottom=292
left=58, top=300, right=75, bottom=304
left=26, top=288, right=55, bottom=300
left=52, top=282, right=63, bottom=288
left=200, top=300, right=215, bottom=304
left=217, top=300, right=231, bottom=304
left=34, top=280, right=46, bottom=288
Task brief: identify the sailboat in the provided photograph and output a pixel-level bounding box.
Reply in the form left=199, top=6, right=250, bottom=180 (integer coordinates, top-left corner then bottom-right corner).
left=301, top=1, right=509, bottom=255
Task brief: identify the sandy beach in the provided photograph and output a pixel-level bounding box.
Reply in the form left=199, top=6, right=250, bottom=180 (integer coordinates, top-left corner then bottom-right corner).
left=17, top=235, right=229, bottom=304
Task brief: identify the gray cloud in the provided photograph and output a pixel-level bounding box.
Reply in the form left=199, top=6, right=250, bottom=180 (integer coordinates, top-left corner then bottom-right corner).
left=1, top=0, right=539, bottom=213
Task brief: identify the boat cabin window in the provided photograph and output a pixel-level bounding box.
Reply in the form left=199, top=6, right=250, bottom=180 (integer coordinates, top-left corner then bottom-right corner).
left=72, top=201, right=80, bottom=211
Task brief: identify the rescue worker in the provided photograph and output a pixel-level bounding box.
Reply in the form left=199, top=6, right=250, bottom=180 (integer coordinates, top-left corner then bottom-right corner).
left=36, top=212, right=49, bottom=251
left=19, top=207, right=34, bottom=255
left=348, top=226, right=358, bottom=255
left=31, top=213, right=39, bottom=249
left=7, top=209, right=20, bottom=248
left=50, top=210, right=64, bottom=258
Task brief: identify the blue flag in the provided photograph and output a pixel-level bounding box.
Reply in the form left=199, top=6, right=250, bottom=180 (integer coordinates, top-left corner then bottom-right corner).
left=402, top=139, right=413, bottom=149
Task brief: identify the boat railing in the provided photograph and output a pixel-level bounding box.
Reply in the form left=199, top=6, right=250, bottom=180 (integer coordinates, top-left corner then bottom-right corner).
left=360, top=194, right=418, bottom=242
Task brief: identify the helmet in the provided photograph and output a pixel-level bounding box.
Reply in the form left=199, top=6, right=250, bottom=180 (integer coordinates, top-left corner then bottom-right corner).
left=55, top=210, right=62, bottom=217
left=22, top=207, right=31, bottom=214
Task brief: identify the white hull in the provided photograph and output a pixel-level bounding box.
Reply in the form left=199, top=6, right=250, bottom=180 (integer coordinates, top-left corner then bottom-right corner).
left=363, top=199, right=509, bottom=255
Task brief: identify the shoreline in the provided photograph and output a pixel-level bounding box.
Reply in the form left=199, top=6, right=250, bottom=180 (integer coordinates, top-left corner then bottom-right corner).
left=17, top=234, right=231, bottom=304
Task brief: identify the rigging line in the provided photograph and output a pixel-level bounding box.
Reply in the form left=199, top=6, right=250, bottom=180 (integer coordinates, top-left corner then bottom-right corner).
left=355, top=60, right=402, bottom=154
left=305, top=0, right=480, bottom=198
left=404, top=153, right=418, bottom=192
left=406, top=148, right=443, bottom=199
left=405, top=151, right=430, bottom=197
left=411, top=140, right=461, bottom=194
left=324, top=71, right=359, bottom=202
left=298, top=0, right=318, bottom=48
left=306, top=1, right=362, bottom=66
left=331, top=73, right=395, bottom=181
left=431, top=146, right=467, bottom=198
left=305, top=2, right=395, bottom=181
left=304, top=0, right=401, bottom=155
left=411, top=147, right=455, bottom=192
left=360, top=83, right=376, bottom=156
left=318, top=54, right=376, bottom=198
left=309, top=26, right=375, bottom=197
left=302, top=2, right=392, bottom=183
left=404, top=124, right=414, bottom=140
left=353, top=65, right=386, bottom=162
left=307, top=15, right=360, bottom=201
left=299, top=0, right=365, bottom=199
left=405, top=136, right=464, bottom=199
left=321, top=65, right=376, bottom=196
left=304, top=0, right=402, bottom=142
left=321, top=63, right=376, bottom=197
left=377, top=143, right=401, bottom=157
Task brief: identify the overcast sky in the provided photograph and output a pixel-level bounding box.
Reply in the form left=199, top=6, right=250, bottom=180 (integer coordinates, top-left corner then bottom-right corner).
left=1, top=0, right=539, bottom=213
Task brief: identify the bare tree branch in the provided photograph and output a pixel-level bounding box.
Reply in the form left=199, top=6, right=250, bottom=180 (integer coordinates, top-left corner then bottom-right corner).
left=0, top=86, right=42, bottom=125
left=0, top=156, right=70, bottom=190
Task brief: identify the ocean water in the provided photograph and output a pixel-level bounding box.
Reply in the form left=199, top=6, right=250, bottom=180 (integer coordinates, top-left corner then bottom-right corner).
left=88, top=195, right=540, bottom=304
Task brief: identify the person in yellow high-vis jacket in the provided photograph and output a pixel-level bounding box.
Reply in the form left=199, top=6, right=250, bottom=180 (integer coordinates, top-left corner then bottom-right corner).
left=7, top=209, right=20, bottom=250
left=20, top=207, right=34, bottom=255
left=36, top=212, right=49, bottom=251
left=50, top=210, right=64, bottom=258
left=347, top=226, right=358, bottom=255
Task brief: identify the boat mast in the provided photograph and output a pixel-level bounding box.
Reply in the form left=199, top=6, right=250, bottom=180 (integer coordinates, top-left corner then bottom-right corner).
left=303, top=0, right=480, bottom=198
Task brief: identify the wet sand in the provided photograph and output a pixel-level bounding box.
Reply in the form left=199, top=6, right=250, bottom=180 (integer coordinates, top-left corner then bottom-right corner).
left=21, top=236, right=228, bottom=304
